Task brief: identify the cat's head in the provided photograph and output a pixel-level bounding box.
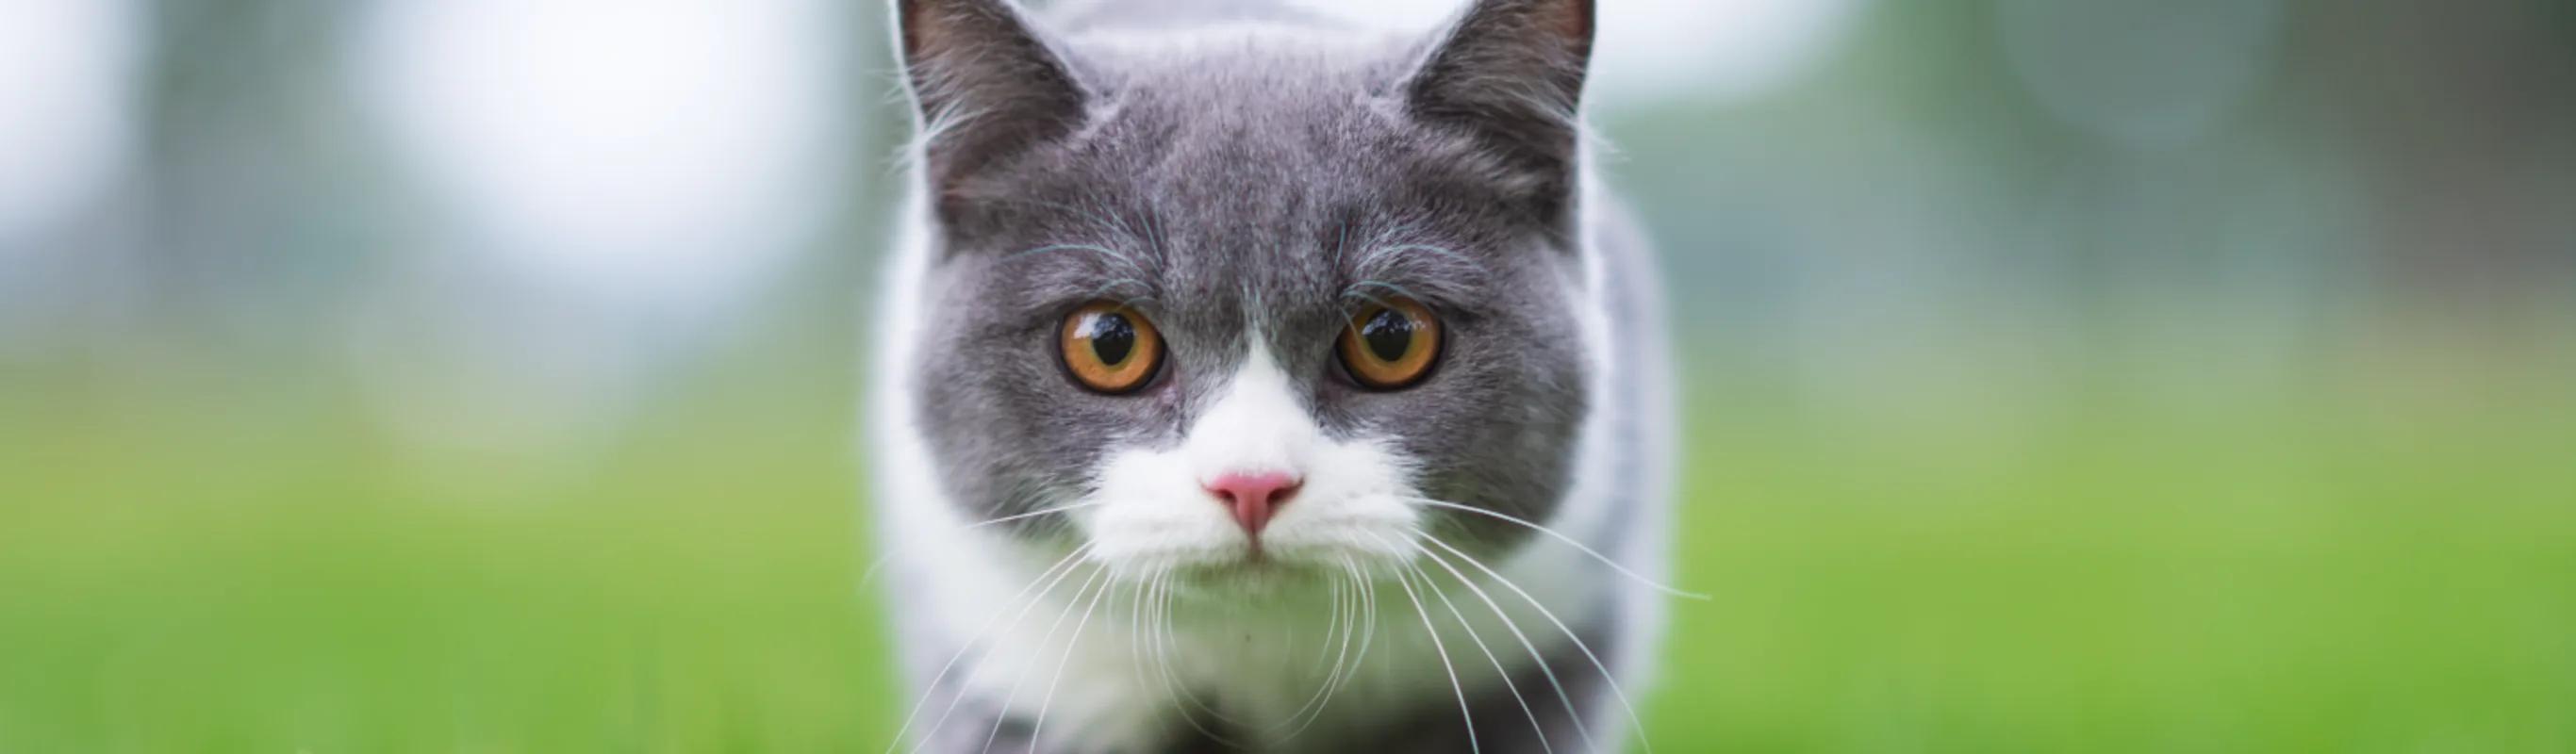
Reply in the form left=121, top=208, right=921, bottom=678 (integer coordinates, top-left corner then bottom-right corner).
left=891, top=0, right=1602, bottom=591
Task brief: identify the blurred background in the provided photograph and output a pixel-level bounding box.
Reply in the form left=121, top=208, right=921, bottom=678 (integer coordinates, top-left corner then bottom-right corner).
left=2, top=0, right=2570, bottom=750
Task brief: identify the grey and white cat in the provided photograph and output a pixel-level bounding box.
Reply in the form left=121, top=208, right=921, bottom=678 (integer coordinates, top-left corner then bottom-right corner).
left=867, top=0, right=1675, bottom=751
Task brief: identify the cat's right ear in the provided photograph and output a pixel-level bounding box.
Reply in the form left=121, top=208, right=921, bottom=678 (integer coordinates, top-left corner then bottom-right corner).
left=1402, top=0, right=1594, bottom=208
left=894, top=0, right=1088, bottom=210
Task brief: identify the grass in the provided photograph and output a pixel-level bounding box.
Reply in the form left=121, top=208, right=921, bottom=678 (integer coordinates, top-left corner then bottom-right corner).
left=2, top=364, right=2571, bottom=752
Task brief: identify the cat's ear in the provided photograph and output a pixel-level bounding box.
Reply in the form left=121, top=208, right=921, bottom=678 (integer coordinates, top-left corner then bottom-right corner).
left=1404, top=0, right=1595, bottom=188
left=894, top=0, right=1088, bottom=206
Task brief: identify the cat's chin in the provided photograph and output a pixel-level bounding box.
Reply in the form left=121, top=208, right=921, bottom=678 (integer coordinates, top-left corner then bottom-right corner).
left=1149, top=554, right=1379, bottom=599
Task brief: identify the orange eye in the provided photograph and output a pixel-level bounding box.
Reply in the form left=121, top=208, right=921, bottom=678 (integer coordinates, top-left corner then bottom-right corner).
left=1061, top=303, right=1164, bottom=394
left=1339, top=299, right=1442, bottom=389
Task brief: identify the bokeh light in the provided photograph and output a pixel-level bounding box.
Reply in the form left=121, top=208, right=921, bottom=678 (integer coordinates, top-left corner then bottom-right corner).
left=353, top=0, right=845, bottom=303
left=0, top=0, right=140, bottom=247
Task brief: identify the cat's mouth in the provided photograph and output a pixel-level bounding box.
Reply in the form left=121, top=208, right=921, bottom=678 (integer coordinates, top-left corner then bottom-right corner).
left=1161, top=555, right=1349, bottom=596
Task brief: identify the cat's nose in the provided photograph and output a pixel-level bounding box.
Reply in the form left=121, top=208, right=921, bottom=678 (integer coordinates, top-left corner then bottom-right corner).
left=1205, top=472, right=1300, bottom=536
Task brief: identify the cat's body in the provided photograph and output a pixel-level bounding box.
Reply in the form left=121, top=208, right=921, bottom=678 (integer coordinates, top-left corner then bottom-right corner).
left=867, top=1, right=1673, bottom=751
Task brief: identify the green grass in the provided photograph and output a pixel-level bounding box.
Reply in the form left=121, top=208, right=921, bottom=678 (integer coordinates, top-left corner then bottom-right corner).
left=3, top=371, right=2571, bottom=751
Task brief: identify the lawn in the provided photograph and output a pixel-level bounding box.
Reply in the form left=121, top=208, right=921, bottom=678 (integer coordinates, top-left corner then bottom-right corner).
left=3, top=367, right=2570, bottom=751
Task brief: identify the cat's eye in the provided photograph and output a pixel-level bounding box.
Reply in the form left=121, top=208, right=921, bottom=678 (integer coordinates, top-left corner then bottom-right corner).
left=1061, top=302, right=1164, bottom=394
left=1339, top=299, right=1442, bottom=390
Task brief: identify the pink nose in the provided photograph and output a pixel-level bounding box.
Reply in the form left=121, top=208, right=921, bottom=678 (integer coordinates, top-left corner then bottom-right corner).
left=1205, top=472, right=1300, bottom=536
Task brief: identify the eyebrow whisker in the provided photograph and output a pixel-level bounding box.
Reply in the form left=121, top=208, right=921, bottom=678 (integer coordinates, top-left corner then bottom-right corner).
left=1343, top=280, right=1426, bottom=305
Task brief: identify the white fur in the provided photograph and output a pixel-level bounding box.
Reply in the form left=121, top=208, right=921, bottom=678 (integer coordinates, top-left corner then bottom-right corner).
left=865, top=0, right=1666, bottom=713
left=1084, top=346, right=1417, bottom=576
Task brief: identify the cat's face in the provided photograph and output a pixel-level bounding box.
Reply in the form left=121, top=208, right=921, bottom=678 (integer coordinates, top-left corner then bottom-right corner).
left=894, top=0, right=1600, bottom=591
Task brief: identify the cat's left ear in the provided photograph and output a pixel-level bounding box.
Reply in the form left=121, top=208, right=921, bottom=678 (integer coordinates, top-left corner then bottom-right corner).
left=894, top=0, right=1090, bottom=213
left=1403, top=0, right=1595, bottom=189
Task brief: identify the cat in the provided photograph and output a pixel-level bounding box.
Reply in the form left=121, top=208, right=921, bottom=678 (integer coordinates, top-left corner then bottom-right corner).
left=866, top=0, right=1676, bottom=751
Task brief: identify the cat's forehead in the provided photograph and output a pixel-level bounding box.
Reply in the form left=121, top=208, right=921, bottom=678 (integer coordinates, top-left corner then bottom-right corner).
left=1059, top=31, right=1445, bottom=202
left=948, top=27, right=1558, bottom=313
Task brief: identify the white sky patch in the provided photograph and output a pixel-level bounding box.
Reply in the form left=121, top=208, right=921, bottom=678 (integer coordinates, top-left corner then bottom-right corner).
left=0, top=0, right=140, bottom=249
left=352, top=0, right=844, bottom=303
left=1295, top=0, right=1866, bottom=108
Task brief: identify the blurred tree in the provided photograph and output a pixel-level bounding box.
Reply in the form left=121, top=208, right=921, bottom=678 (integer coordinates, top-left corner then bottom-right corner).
left=140, top=0, right=405, bottom=366
left=2281, top=0, right=2576, bottom=300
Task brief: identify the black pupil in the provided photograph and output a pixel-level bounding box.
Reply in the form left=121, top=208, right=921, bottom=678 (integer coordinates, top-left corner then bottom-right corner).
left=1361, top=309, right=1415, bottom=363
left=1088, top=314, right=1137, bottom=366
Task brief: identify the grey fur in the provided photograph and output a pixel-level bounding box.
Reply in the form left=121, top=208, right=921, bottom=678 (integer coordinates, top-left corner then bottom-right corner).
left=881, top=0, right=1669, bottom=750
left=900, top=0, right=1591, bottom=545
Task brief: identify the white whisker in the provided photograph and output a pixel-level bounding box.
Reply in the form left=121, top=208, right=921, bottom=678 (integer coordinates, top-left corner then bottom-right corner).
left=1150, top=573, right=1240, bottom=747
left=1277, top=566, right=1364, bottom=743
left=1426, top=535, right=1657, bottom=754
left=905, top=545, right=1096, bottom=754
left=1390, top=556, right=1479, bottom=754
left=966, top=501, right=1107, bottom=530
left=1412, top=553, right=1552, bottom=754
left=1027, top=563, right=1116, bottom=748
left=860, top=501, right=1105, bottom=589
left=980, top=568, right=1107, bottom=754
left=1126, top=576, right=1155, bottom=697
left=1351, top=557, right=1381, bottom=673
left=884, top=543, right=1091, bottom=754
left=1416, top=541, right=1598, bottom=753
left=1308, top=578, right=1346, bottom=676
left=1403, top=497, right=1707, bottom=600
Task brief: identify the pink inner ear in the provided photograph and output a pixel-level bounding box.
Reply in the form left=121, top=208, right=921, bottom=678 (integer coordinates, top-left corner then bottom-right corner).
left=900, top=0, right=964, bottom=62
left=901, top=0, right=1020, bottom=65
left=1529, top=0, right=1593, bottom=43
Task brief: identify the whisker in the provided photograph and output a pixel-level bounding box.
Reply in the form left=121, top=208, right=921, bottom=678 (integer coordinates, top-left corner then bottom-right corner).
left=966, top=501, right=1106, bottom=531
left=1127, top=575, right=1155, bottom=696
left=1139, top=205, right=1167, bottom=262
left=1343, top=280, right=1428, bottom=306
left=1416, top=541, right=1597, bottom=753
left=1332, top=221, right=1349, bottom=269
left=1362, top=243, right=1491, bottom=274
left=1149, top=573, right=1242, bottom=747
left=1004, top=243, right=1138, bottom=267
left=1425, top=536, right=1658, bottom=754
left=1390, top=555, right=1480, bottom=754
left=1082, top=278, right=1156, bottom=303
left=1026, top=564, right=1116, bottom=748
left=1402, top=497, right=1709, bottom=600
left=1412, top=551, right=1553, bottom=754
left=1362, top=221, right=1423, bottom=253
left=905, top=545, right=1097, bottom=754
left=977, top=568, right=1107, bottom=754
left=1322, top=553, right=1382, bottom=715
left=1343, top=555, right=1380, bottom=680
left=883, top=543, right=1092, bottom=754
left=1307, top=578, right=1346, bottom=676
left=1276, top=570, right=1362, bottom=742
left=859, top=502, right=1106, bottom=590
left=1021, top=198, right=1135, bottom=239
left=1322, top=554, right=1386, bottom=718
left=1163, top=593, right=1240, bottom=721
left=1340, top=560, right=1374, bottom=697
